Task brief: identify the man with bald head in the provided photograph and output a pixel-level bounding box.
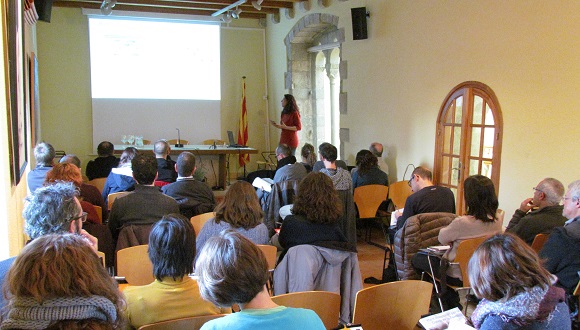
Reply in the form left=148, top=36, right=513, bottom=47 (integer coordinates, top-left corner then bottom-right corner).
left=505, top=177, right=567, bottom=245
left=369, top=142, right=388, bottom=175
left=153, top=140, right=177, bottom=183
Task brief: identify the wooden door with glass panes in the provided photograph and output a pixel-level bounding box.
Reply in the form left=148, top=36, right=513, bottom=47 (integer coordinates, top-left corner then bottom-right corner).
left=433, top=82, right=503, bottom=214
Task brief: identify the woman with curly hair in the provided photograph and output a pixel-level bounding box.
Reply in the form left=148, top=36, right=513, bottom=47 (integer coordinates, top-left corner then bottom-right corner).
left=270, top=94, right=302, bottom=156
left=278, top=173, right=354, bottom=258
left=1, top=234, right=125, bottom=329
left=195, top=181, right=269, bottom=256
left=468, top=233, right=570, bottom=329
left=351, top=149, right=389, bottom=189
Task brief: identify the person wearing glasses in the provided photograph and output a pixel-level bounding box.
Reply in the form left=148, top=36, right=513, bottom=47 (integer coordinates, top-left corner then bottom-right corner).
left=395, top=166, right=455, bottom=229
left=505, top=178, right=567, bottom=244
left=540, top=180, right=580, bottom=296
left=0, top=182, right=99, bottom=314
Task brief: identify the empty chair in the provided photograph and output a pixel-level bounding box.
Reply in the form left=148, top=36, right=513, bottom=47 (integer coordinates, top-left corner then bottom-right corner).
left=352, top=280, right=432, bottom=330
left=87, top=177, right=108, bottom=194
left=116, top=244, right=154, bottom=285
left=138, top=314, right=227, bottom=330
left=271, top=291, right=340, bottom=330
left=531, top=233, right=550, bottom=253
left=190, top=212, right=216, bottom=236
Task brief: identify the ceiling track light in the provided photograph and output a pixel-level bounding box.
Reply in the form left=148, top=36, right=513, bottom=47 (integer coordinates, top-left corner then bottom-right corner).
left=212, top=0, right=246, bottom=17
left=100, top=0, right=116, bottom=15
left=231, top=6, right=242, bottom=19
left=252, top=0, right=263, bottom=10
left=222, top=11, right=233, bottom=23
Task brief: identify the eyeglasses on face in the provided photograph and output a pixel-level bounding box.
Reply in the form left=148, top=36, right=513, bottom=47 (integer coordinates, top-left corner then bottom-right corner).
left=408, top=175, right=414, bottom=187
left=532, top=187, right=543, bottom=194
left=71, top=212, right=88, bottom=223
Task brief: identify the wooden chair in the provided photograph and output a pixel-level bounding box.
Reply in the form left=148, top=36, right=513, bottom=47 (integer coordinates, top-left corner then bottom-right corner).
left=388, top=180, right=413, bottom=209
left=94, top=205, right=103, bottom=223
left=352, top=280, right=432, bottom=330
left=190, top=212, right=215, bottom=236
left=107, top=191, right=131, bottom=210
left=138, top=314, right=227, bottom=330
left=116, top=244, right=154, bottom=285
left=256, top=151, right=276, bottom=170
left=96, top=250, right=106, bottom=267
left=272, top=291, right=340, bottom=329
left=353, top=185, right=390, bottom=269
left=203, top=139, right=225, bottom=145
left=87, top=177, right=107, bottom=194
left=168, top=139, right=189, bottom=145
left=142, top=139, right=151, bottom=145
left=574, top=280, right=580, bottom=322
left=257, top=244, right=277, bottom=295
left=531, top=233, right=550, bottom=253
left=424, top=235, right=488, bottom=313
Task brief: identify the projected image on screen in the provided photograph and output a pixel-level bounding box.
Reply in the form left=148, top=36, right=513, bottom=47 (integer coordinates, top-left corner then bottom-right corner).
left=89, top=17, right=220, bottom=100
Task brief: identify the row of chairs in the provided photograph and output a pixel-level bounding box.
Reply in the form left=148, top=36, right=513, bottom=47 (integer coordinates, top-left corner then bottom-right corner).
left=138, top=280, right=433, bottom=330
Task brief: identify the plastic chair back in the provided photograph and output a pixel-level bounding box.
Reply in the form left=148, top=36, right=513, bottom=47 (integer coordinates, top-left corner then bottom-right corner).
left=257, top=244, right=277, bottom=271
left=531, top=233, right=550, bottom=253
left=352, top=280, right=432, bottom=330
left=87, top=177, right=107, bottom=194
left=388, top=181, right=413, bottom=209
left=272, top=291, right=340, bottom=329
left=454, top=235, right=489, bottom=287
left=107, top=191, right=131, bottom=210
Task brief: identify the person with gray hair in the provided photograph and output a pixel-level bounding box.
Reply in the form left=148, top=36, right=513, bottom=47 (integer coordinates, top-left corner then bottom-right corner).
left=0, top=182, right=98, bottom=313
left=59, top=154, right=81, bottom=168
left=153, top=140, right=177, bottom=184
left=540, top=179, right=580, bottom=295
left=27, top=142, right=56, bottom=193
left=162, top=152, right=216, bottom=218
left=273, top=144, right=307, bottom=183
left=369, top=142, right=389, bottom=175
left=506, top=177, right=567, bottom=244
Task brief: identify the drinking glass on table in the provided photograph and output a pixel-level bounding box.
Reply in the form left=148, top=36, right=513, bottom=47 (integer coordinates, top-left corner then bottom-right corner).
left=127, top=135, right=135, bottom=145
left=121, top=135, right=127, bottom=145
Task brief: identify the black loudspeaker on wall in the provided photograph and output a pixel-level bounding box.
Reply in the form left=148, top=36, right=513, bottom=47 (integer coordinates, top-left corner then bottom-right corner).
left=351, top=7, right=368, bottom=40
left=34, top=0, right=54, bottom=23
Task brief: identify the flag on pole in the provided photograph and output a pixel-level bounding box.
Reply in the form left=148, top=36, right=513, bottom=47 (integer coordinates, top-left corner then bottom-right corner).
left=238, top=77, right=249, bottom=167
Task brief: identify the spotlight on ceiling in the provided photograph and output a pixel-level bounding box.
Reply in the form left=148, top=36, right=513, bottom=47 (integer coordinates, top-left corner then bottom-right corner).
left=100, top=0, right=116, bottom=15
left=231, top=7, right=242, bottom=19
left=222, top=11, right=233, bottom=23
left=252, top=0, right=264, bottom=10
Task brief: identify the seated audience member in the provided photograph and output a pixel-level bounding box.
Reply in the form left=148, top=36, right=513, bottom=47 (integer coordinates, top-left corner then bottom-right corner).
left=506, top=177, right=567, bottom=244
left=468, top=234, right=570, bottom=330
left=86, top=141, right=120, bottom=181
left=27, top=142, right=55, bottom=193
left=278, top=173, right=353, bottom=258
left=108, top=154, right=179, bottom=243
left=299, top=143, right=316, bottom=173
left=0, top=182, right=99, bottom=312
left=351, top=149, right=389, bottom=189
left=273, top=144, right=307, bottom=183
left=0, top=234, right=124, bottom=329
left=102, top=147, right=138, bottom=204
left=540, top=179, right=580, bottom=295
left=45, top=162, right=108, bottom=220
left=195, top=231, right=325, bottom=330
left=153, top=140, right=177, bottom=184
left=396, top=166, right=456, bottom=229
left=196, top=181, right=268, bottom=255
left=369, top=142, right=389, bottom=175
left=312, top=142, right=348, bottom=173
left=60, top=153, right=90, bottom=183
left=162, top=152, right=215, bottom=218
left=124, top=214, right=227, bottom=329
left=412, top=175, right=502, bottom=310
left=316, top=143, right=352, bottom=191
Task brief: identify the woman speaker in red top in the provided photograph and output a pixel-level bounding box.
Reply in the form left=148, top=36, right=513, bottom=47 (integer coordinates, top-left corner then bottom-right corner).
left=270, top=94, right=302, bottom=156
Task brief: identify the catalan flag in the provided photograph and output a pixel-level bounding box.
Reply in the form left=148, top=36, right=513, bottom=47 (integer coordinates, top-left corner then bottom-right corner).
left=238, top=77, right=249, bottom=167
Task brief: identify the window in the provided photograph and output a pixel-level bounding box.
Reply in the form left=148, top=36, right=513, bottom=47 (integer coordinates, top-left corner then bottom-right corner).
left=434, top=81, right=503, bottom=213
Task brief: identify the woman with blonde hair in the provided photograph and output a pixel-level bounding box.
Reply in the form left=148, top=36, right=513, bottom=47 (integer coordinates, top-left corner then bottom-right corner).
left=1, top=234, right=125, bottom=329
left=468, top=233, right=570, bottom=329
left=195, top=181, right=269, bottom=255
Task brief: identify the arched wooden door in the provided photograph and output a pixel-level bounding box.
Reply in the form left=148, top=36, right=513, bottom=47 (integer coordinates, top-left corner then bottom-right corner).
left=433, top=81, right=503, bottom=214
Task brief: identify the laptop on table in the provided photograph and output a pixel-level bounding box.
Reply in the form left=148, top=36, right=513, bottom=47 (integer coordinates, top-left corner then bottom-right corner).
left=227, top=130, right=247, bottom=148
